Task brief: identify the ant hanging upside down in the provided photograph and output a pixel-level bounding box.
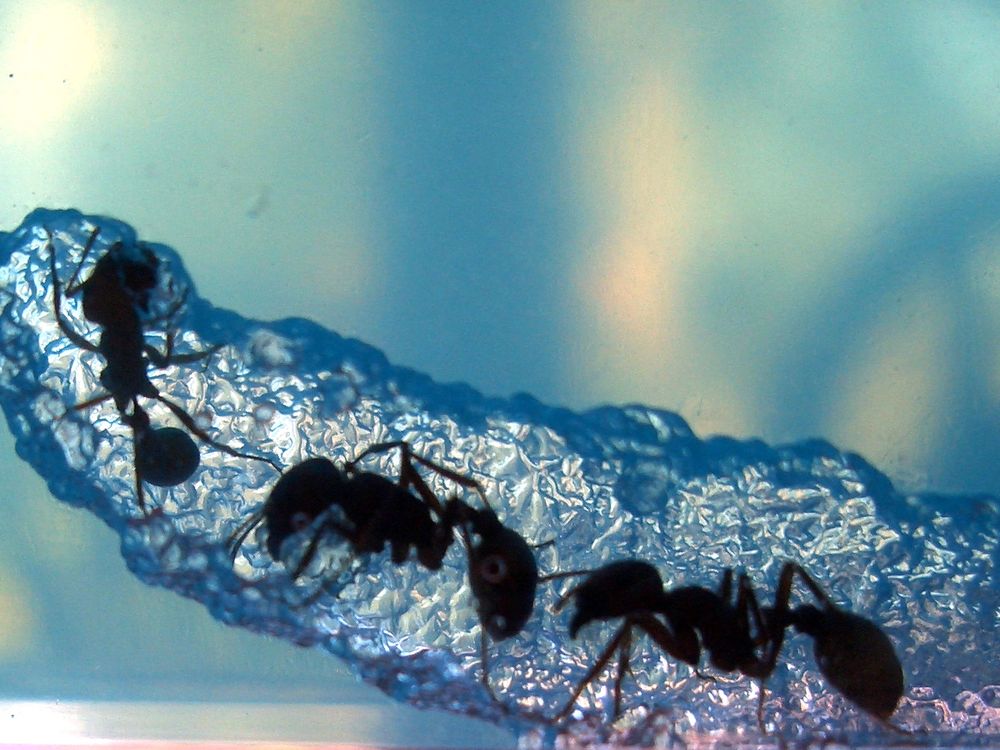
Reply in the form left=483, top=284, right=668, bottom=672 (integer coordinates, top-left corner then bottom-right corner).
left=227, top=439, right=553, bottom=700
left=48, top=225, right=280, bottom=512
left=553, top=559, right=903, bottom=730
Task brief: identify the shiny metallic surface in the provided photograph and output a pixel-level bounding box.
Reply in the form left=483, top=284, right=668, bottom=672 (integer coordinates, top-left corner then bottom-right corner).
left=0, top=208, right=997, bottom=747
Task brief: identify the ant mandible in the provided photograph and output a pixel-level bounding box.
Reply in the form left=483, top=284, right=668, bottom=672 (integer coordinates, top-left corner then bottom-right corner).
left=48, top=225, right=280, bottom=511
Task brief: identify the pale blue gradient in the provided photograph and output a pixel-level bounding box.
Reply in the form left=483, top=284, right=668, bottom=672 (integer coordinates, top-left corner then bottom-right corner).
left=0, top=1, right=998, bottom=745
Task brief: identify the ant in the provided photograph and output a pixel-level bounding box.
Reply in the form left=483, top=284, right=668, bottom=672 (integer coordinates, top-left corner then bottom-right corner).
left=552, top=559, right=903, bottom=730
left=226, top=441, right=479, bottom=577
left=227, top=440, right=552, bottom=700
left=48, top=225, right=280, bottom=511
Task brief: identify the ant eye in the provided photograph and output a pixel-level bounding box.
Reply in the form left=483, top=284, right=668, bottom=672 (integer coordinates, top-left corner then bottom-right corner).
left=479, top=554, right=508, bottom=584
left=290, top=511, right=312, bottom=532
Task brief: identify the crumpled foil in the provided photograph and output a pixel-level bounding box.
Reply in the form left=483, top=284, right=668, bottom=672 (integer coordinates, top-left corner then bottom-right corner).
left=0, top=208, right=996, bottom=748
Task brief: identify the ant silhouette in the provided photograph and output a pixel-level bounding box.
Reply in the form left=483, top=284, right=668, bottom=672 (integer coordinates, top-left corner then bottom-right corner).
left=226, top=441, right=475, bottom=576
left=552, top=559, right=903, bottom=730
left=227, top=439, right=554, bottom=701
left=48, top=225, right=280, bottom=511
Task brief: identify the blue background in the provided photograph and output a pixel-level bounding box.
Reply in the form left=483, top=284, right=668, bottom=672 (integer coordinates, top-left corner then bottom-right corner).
left=0, top=1, right=998, bottom=745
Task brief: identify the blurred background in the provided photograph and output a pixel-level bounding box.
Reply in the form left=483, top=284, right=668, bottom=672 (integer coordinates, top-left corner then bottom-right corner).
left=1, top=0, right=999, bottom=745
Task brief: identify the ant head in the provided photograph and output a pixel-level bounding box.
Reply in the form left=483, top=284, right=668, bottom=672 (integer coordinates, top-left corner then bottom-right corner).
left=466, top=518, right=538, bottom=641
left=80, top=241, right=160, bottom=325
left=566, top=561, right=667, bottom=638
left=107, top=241, right=160, bottom=305
left=264, top=458, right=346, bottom=561
left=135, top=426, right=200, bottom=487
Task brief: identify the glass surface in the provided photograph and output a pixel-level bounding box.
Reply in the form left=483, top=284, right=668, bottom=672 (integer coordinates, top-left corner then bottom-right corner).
left=0, top=2, right=999, bottom=747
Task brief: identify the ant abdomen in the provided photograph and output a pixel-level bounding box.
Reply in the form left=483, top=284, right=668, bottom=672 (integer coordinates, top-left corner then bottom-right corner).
left=134, top=426, right=200, bottom=487
left=789, top=603, right=904, bottom=721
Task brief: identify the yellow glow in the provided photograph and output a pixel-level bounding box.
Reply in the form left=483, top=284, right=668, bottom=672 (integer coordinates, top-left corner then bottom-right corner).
left=564, top=48, right=757, bottom=434
left=829, top=280, right=948, bottom=486
left=244, top=0, right=333, bottom=51
left=578, top=75, right=693, bottom=337
left=0, top=1, right=109, bottom=140
left=0, top=573, right=36, bottom=660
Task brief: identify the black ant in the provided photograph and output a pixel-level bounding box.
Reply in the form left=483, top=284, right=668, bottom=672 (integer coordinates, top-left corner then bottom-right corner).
left=552, top=559, right=903, bottom=730
left=226, top=441, right=474, bottom=576
left=227, top=440, right=552, bottom=701
left=48, top=225, right=280, bottom=511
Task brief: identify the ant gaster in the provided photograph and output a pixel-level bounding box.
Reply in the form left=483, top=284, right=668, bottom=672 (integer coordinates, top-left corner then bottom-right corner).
left=48, top=226, right=279, bottom=511
left=765, top=561, right=904, bottom=724
left=553, top=559, right=904, bottom=729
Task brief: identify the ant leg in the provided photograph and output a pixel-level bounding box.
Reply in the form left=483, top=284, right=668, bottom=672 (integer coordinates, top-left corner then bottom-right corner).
left=552, top=577, right=591, bottom=613
left=53, top=391, right=115, bottom=425
left=555, top=624, right=631, bottom=721
left=539, top=568, right=593, bottom=586
left=145, top=341, right=222, bottom=369
left=731, top=575, right=778, bottom=732
left=351, top=440, right=482, bottom=517
left=719, top=568, right=734, bottom=602
left=151, top=284, right=190, bottom=327
left=62, top=225, right=101, bottom=295
left=133, top=451, right=149, bottom=513
left=785, top=562, right=835, bottom=609
left=737, top=574, right=773, bottom=658
left=355, top=441, right=484, bottom=495
left=480, top=628, right=500, bottom=702
left=634, top=612, right=700, bottom=667
left=154, top=394, right=282, bottom=472
left=765, top=562, right=799, bottom=661
left=756, top=683, right=769, bottom=734
left=398, top=456, right=451, bottom=518
left=227, top=508, right=266, bottom=561
left=291, top=525, right=329, bottom=579
left=612, top=627, right=634, bottom=720
left=291, top=517, right=357, bottom=579
left=48, top=230, right=99, bottom=354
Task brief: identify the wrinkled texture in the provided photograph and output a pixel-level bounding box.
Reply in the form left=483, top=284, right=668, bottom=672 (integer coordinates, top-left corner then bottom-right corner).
left=0, top=209, right=997, bottom=747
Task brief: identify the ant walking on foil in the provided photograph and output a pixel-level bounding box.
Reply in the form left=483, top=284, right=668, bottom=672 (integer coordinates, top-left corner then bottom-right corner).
left=228, top=439, right=555, bottom=701
left=553, top=559, right=903, bottom=729
left=48, top=225, right=280, bottom=512
left=227, top=441, right=472, bottom=578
